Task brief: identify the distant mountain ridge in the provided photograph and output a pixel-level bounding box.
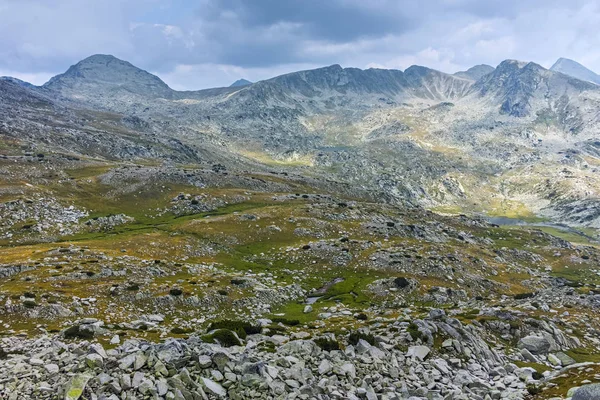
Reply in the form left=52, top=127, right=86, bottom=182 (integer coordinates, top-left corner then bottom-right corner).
left=2, top=54, right=600, bottom=230
left=9, top=54, right=599, bottom=141
left=550, top=57, right=600, bottom=85
left=30, top=55, right=597, bottom=126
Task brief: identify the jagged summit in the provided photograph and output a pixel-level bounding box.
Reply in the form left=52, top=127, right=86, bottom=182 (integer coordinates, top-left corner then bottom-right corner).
left=550, top=57, right=600, bottom=85
left=230, top=79, right=252, bottom=87
left=454, top=64, right=495, bottom=81
left=470, top=59, right=598, bottom=119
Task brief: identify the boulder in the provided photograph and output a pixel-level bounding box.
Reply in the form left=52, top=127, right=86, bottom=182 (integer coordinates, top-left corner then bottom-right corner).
left=406, top=345, right=430, bottom=361
left=548, top=353, right=562, bottom=366
left=84, top=354, right=104, bottom=369
left=573, top=384, right=600, bottom=400
left=64, top=373, right=92, bottom=400
left=429, top=309, right=446, bottom=320
left=517, top=336, right=551, bottom=354
left=555, top=351, right=576, bottom=366
left=202, top=377, right=226, bottom=397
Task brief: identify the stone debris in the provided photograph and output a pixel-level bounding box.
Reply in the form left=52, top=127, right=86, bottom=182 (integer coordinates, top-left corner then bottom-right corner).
left=2, top=310, right=583, bottom=400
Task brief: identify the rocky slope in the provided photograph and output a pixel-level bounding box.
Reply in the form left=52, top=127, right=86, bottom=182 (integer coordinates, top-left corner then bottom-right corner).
left=0, top=311, right=581, bottom=400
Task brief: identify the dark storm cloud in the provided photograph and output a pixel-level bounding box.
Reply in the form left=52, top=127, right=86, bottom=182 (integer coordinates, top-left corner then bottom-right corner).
left=202, top=0, right=412, bottom=42
left=0, top=0, right=599, bottom=89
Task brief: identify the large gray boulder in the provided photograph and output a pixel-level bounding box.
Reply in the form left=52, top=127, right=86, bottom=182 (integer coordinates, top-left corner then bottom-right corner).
left=517, top=335, right=551, bottom=354
left=555, top=351, right=577, bottom=366
left=406, top=345, right=430, bottom=361
left=573, top=384, right=600, bottom=400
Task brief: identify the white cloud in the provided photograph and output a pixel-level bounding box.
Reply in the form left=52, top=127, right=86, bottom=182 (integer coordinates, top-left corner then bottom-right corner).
left=370, top=47, right=461, bottom=73
left=158, top=62, right=322, bottom=90
left=2, top=0, right=600, bottom=89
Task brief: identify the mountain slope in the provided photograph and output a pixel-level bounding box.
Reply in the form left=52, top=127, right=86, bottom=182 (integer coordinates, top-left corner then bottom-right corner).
left=550, top=57, right=600, bottom=85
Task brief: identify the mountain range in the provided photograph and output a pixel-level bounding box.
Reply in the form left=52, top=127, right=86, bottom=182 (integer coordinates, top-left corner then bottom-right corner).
left=1, top=55, right=599, bottom=230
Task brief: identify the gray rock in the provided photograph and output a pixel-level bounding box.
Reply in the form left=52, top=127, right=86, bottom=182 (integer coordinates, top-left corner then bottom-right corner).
left=520, top=348, right=537, bottom=362
left=44, top=363, right=59, bottom=374
left=84, top=353, right=104, bottom=369
left=318, top=359, right=332, bottom=374
left=555, top=351, right=576, bottom=366
left=64, top=373, right=92, bottom=400
left=548, top=353, right=561, bottom=366
left=573, top=384, right=600, bottom=400
left=198, top=355, right=213, bottom=368
left=119, top=353, right=136, bottom=370
left=132, top=371, right=145, bottom=388
left=156, top=379, right=169, bottom=396
left=202, top=377, right=226, bottom=397
left=517, top=336, right=551, bottom=355
left=134, top=352, right=148, bottom=370
left=407, top=345, right=430, bottom=361
left=429, top=309, right=446, bottom=320
left=90, top=343, right=107, bottom=358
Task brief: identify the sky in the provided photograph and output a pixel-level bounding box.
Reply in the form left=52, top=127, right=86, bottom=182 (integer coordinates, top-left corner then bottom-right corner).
left=1, top=0, right=599, bottom=90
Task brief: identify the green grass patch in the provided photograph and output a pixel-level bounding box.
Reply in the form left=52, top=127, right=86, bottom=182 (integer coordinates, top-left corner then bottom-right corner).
left=565, top=348, right=600, bottom=363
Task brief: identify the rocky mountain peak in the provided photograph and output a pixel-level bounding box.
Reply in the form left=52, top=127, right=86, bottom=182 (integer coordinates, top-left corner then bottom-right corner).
left=550, top=57, right=600, bottom=85
left=230, top=79, right=252, bottom=87
left=472, top=59, right=598, bottom=119
left=494, top=59, right=529, bottom=73
left=403, top=65, right=434, bottom=77
left=43, top=54, right=173, bottom=98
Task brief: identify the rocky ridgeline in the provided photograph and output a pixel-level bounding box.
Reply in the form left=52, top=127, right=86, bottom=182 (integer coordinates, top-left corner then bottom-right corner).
left=0, top=309, right=597, bottom=400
